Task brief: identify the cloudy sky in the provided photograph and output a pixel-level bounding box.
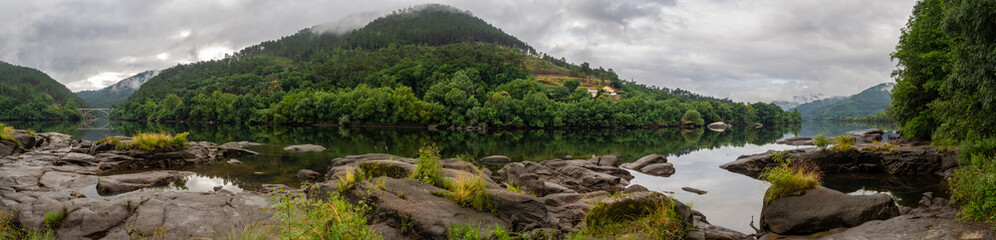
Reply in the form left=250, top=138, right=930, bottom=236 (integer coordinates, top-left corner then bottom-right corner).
left=0, top=0, right=917, bottom=102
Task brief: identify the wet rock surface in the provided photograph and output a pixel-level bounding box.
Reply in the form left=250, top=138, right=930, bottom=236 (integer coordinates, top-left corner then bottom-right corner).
left=776, top=137, right=813, bottom=146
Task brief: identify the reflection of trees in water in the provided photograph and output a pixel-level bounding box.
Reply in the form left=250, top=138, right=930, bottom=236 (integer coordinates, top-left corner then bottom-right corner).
left=109, top=121, right=800, bottom=162
left=3, top=121, right=84, bottom=136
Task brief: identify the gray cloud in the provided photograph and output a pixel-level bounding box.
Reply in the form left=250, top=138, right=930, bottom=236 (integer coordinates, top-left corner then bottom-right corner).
left=0, top=0, right=915, bottom=102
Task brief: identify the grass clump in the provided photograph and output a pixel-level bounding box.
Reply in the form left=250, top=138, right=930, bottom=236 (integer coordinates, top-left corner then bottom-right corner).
left=95, top=136, right=122, bottom=146
left=866, top=141, right=899, bottom=153
left=578, top=195, right=689, bottom=239
left=830, top=135, right=856, bottom=152
left=2, top=207, right=59, bottom=240
left=0, top=124, right=22, bottom=148
left=336, top=167, right=370, bottom=193
left=813, top=133, right=830, bottom=149
left=411, top=145, right=449, bottom=188
left=446, top=224, right=512, bottom=240
left=271, top=192, right=380, bottom=240
left=445, top=175, right=490, bottom=211
left=760, top=152, right=821, bottom=203
left=116, top=132, right=190, bottom=151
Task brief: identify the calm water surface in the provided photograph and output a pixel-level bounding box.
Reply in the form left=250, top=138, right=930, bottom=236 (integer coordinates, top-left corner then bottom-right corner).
left=5, top=120, right=941, bottom=232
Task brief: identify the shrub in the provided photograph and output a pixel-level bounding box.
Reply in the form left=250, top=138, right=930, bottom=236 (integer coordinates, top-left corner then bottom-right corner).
left=681, top=110, right=704, bottom=126
left=446, top=174, right=490, bottom=211
left=867, top=141, right=899, bottom=153
left=760, top=152, right=821, bottom=203
left=116, top=132, right=190, bottom=151
left=411, top=145, right=449, bottom=188
left=830, top=135, right=856, bottom=152
left=949, top=139, right=996, bottom=226
left=271, top=192, right=380, bottom=240
left=445, top=224, right=512, bottom=240
left=580, top=195, right=688, bottom=239
left=813, top=133, right=830, bottom=149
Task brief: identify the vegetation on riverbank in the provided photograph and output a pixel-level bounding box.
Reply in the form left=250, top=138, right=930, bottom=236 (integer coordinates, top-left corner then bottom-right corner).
left=760, top=152, right=822, bottom=203
left=890, top=0, right=996, bottom=226
left=0, top=124, right=21, bottom=147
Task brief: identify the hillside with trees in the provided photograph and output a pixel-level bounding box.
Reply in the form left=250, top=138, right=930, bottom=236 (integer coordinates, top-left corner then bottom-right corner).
left=793, top=83, right=894, bottom=121
left=0, top=61, right=86, bottom=120
left=76, top=70, right=159, bottom=108
left=115, top=4, right=800, bottom=128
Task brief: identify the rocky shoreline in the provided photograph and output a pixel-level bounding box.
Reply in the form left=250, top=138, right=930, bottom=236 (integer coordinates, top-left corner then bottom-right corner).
left=2, top=128, right=994, bottom=239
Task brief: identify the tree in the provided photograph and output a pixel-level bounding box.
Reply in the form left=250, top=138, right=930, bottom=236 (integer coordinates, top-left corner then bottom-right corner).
left=889, top=0, right=950, bottom=139
left=563, top=80, right=580, bottom=91
left=682, top=110, right=704, bottom=126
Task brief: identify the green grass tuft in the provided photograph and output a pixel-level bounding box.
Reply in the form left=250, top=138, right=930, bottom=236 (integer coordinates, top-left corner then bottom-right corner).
left=0, top=125, right=22, bottom=148
left=336, top=167, right=369, bottom=193
left=115, top=132, right=190, bottom=151
left=761, top=152, right=821, bottom=202
left=42, top=207, right=66, bottom=230
left=446, top=174, right=490, bottom=211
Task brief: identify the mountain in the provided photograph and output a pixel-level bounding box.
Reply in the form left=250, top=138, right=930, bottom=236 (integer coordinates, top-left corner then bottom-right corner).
left=115, top=4, right=799, bottom=127
left=0, top=61, right=87, bottom=120
left=76, top=70, right=159, bottom=108
left=794, top=83, right=895, bottom=120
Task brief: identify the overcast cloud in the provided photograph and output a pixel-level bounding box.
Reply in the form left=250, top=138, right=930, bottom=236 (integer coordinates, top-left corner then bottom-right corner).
left=0, top=0, right=916, bottom=102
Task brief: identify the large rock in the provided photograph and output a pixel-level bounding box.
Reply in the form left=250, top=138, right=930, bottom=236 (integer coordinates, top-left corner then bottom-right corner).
left=0, top=139, right=17, bottom=157
left=486, top=188, right=552, bottom=232
left=587, top=155, right=619, bottom=167
left=96, top=170, right=194, bottom=196
left=283, top=144, right=326, bottom=152
left=847, top=129, right=885, bottom=143
left=621, top=154, right=676, bottom=177
left=349, top=178, right=509, bottom=238
left=760, top=187, right=899, bottom=235
left=297, top=169, right=323, bottom=182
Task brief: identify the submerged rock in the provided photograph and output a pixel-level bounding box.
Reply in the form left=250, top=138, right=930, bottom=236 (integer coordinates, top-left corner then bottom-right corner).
left=776, top=137, right=813, bottom=146
left=283, top=144, right=326, bottom=152
left=479, top=155, right=511, bottom=165
left=296, top=169, right=323, bottom=182
left=760, top=186, right=899, bottom=235
left=682, top=187, right=708, bottom=195
left=720, top=145, right=957, bottom=177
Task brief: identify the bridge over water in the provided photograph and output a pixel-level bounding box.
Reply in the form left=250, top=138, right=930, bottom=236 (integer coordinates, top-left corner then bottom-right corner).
left=78, top=108, right=113, bottom=130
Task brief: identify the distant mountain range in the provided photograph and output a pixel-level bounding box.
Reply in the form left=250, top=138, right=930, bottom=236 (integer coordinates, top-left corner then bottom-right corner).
left=76, top=70, right=159, bottom=108
left=781, top=83, right=895, bottom=120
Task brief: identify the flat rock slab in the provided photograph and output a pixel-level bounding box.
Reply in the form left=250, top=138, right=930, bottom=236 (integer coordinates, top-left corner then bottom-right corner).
left=764, top=215, right=996, bottom=240
left=96, top=170, right=195, bottom=196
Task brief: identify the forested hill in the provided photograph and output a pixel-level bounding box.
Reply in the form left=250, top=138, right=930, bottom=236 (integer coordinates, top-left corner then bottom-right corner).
left=794, top=83, right=894, bottom=120
left=77, top=70, right=159, bottom=108
left=115, top=4, right=799, bottom=127
left=0, top=61, right=86, bottom=120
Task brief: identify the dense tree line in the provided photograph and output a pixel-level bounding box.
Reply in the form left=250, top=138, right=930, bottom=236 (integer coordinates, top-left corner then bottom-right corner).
left=0, top=61, right=85, bottom=120
left=890, top=0, right=996, bottom=143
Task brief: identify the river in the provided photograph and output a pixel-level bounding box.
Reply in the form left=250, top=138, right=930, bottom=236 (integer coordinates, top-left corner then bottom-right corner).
left=3, top=120, right=943, bottom=233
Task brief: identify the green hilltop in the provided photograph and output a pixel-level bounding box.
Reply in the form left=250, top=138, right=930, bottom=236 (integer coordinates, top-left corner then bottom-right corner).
left=115, top=4, right=799, bottom=127
left=0, top=61, right=87, bottom=120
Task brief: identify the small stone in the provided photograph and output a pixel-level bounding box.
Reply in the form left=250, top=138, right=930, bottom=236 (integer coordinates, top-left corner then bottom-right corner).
left=70, top=191, right=86, bottom=198
left=213, top=186, right=223, bottom=191
left=227, top=159, right=242, bottom=164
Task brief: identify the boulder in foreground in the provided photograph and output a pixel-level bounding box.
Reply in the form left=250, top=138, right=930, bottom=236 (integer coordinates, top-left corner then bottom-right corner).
left=760, top=186, right=899, bottom=235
